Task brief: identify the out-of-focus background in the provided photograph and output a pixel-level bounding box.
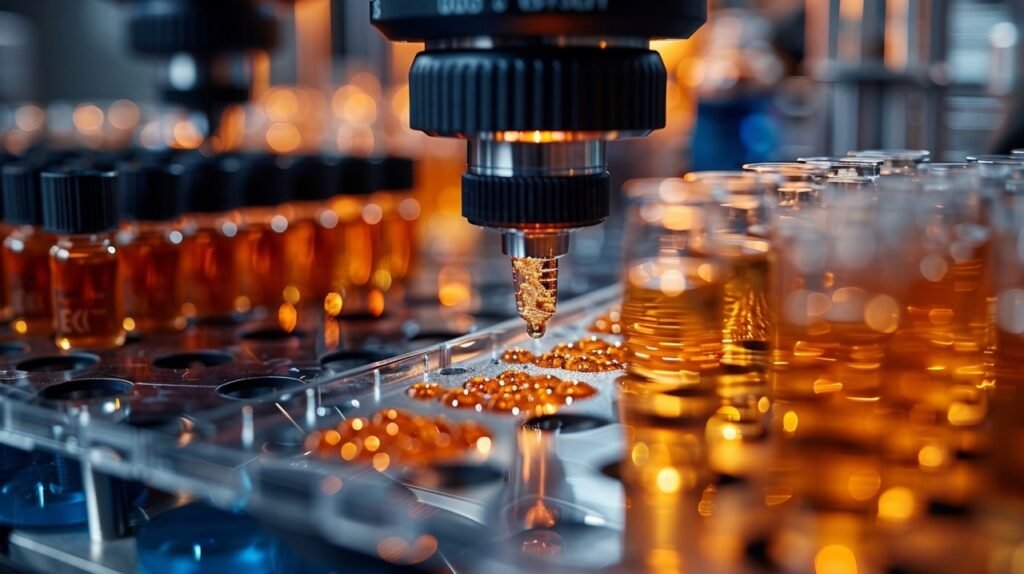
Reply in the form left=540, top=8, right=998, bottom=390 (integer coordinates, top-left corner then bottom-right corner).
left=0, top=0, right=1021, bottom=261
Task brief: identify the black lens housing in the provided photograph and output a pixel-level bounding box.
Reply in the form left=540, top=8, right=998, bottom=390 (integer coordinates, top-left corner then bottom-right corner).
left=372, top=0, right=707, bottom=249
left=371, top=0, right=706, bottom=42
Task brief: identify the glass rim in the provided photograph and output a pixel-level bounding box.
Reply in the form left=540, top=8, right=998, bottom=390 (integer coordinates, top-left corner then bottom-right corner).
left=966, top=154, right=1024, bottom=165
left=742, top=162, right=828, bottom=178
left=848, top=149, right=931, bottom=161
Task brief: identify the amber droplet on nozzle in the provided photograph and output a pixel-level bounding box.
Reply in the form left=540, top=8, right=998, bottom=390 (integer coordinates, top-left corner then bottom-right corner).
left=511, top=257, right=559, bottom=339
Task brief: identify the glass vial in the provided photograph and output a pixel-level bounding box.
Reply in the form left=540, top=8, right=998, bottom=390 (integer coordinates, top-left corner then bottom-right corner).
left=116, top=161, right=187, bottom=333
left=180, top=156, right=248, bottom=320
left=372, top=156, right=419, bottom=288
left=2, top=163, right=53, bottom=335
left=286, top=155, right=339, bottom=304
left=40, top=169, right=125, bottom=350
left=328, top=157, right=383, bottom=317
left=235, top=154, right=294, bottom=310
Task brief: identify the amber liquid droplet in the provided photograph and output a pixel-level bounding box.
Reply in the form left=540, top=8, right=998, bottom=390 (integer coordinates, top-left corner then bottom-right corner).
left=511, top=257, right=559, bottom=339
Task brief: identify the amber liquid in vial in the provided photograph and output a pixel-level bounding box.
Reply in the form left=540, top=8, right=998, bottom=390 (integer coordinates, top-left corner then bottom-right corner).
left=621, top=256, right=724, bottom=386
left=330, top=195, right=385, bottom=314
left=241, top=207, right=293, bottom=309
left=50, top=235, right=125, bottom=349
left=184, top=213, right=248, bottom=318
left=3, top=226, right=53, bottom=335
left=288, top=201, right=338, bottom=302
left=118, top=222, right=187, bottom=332
left=377, top=192, right=419, bottom=284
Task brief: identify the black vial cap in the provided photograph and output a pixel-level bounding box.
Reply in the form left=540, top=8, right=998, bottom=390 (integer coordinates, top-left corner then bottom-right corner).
left=2, top=163, right=44, bottom=226
left=287, top=155, right=335, bottom=202
left=372, top=156, right=415, bottom=192
left=118, top=161, right=185, bottom=222
left=335, top=157, right=374, bottom=196
left=180, top=156, right=240, bottom=214
left=40, top=169, right=120, bottom=234
left=233, top=154, right=292, bottom=207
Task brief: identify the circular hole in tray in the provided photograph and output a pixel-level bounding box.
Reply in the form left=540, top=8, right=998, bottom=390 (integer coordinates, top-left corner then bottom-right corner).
left=40, top=378, right=134, bottom=402
left=0, top=341, right=29, bottom=360
left=404, top=463, right=505, bottom=490
left=216, top=376, right=306, bottom=401
left=240, top=328, right=307, bottom=342
left=522, top=414, right=610, bottom=434
left=319, top=349, right=394, bottom=373
left=438, top=367, right=469, bottom=376
left=17, top=353, right=100, bottom=373
left=152, top=351, right=234, bottom=370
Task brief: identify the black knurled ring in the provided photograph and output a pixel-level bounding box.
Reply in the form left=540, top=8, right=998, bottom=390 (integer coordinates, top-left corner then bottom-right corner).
left=462, top=173, right=610, bottom=228
left=410, top=47, right=666, bottom=136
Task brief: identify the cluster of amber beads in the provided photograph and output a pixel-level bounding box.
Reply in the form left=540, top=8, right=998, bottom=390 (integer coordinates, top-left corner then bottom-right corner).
left=408, top=370, right=598, bottom=416
left=589, top=307, right=623, bottom=335
left=501, top=336, right=627, bottom=372
left=304, top=408, right=492, bottom=470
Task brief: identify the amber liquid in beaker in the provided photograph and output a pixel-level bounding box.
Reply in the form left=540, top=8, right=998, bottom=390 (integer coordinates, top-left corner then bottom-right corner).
left=622, top=256, right=724, bottom=386
left=4, top=226, right=53, bottom=335
left=50, top=235, right=125, bottom=349
left=118, top=222, right=187, bottom=332
left=717, top=235, right=772, bottom=368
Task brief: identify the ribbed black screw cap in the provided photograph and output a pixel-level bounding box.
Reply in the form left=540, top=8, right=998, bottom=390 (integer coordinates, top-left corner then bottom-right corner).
left=409, top=47, right=667, bottom=136
left=233, top=153, right=292, bottom=207
left=118, top=161, right=185, bottom=222
left=372, top=156, right=415, bottom=192
left=180, top=156, right=240, bottom=214
left=287, top=155, right=335, bottom=202
left=2, top=162, right=44, bottom=226
left=462, top=173, right=610, bottom=228
left=334, top=157, right=375, bottom=197
left=40, top=169, right=120, bottom=234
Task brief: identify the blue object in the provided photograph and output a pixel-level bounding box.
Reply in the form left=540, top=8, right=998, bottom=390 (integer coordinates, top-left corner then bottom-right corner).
left=690, top=95, right=780, bottom=172
left=0, top=454, right=87, bottom=528
left=136, top=503, right=277, bottom=574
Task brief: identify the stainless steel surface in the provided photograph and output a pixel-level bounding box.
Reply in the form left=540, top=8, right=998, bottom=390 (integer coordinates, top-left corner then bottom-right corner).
left=500, top=230, right=571, bottom=259
left=468, top=140, right=607, bottom=178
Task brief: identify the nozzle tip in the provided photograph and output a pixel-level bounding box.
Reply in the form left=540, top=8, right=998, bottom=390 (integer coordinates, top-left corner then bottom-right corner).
left=512, top=256, right=559, bottom=339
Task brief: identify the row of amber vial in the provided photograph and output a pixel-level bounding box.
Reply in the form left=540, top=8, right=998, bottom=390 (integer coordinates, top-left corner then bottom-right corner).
left=0, top=152, right=419, bottom=350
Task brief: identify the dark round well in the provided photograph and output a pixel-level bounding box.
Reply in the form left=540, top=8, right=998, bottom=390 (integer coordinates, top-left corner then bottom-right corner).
left=240, top=328, right=306, bottom=343
left=319, top=350, right=394, bottom=373
left=405, top=463, right=505, bottom=490
left=152, top=351, right=234, bottom=370
left=17, top=353, right=100, bottom=373
left=216, top=376, right=306, bottom=401
left=522, top=414, right=610, bottom=434
left=40, top=378, right=134, bottom=402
